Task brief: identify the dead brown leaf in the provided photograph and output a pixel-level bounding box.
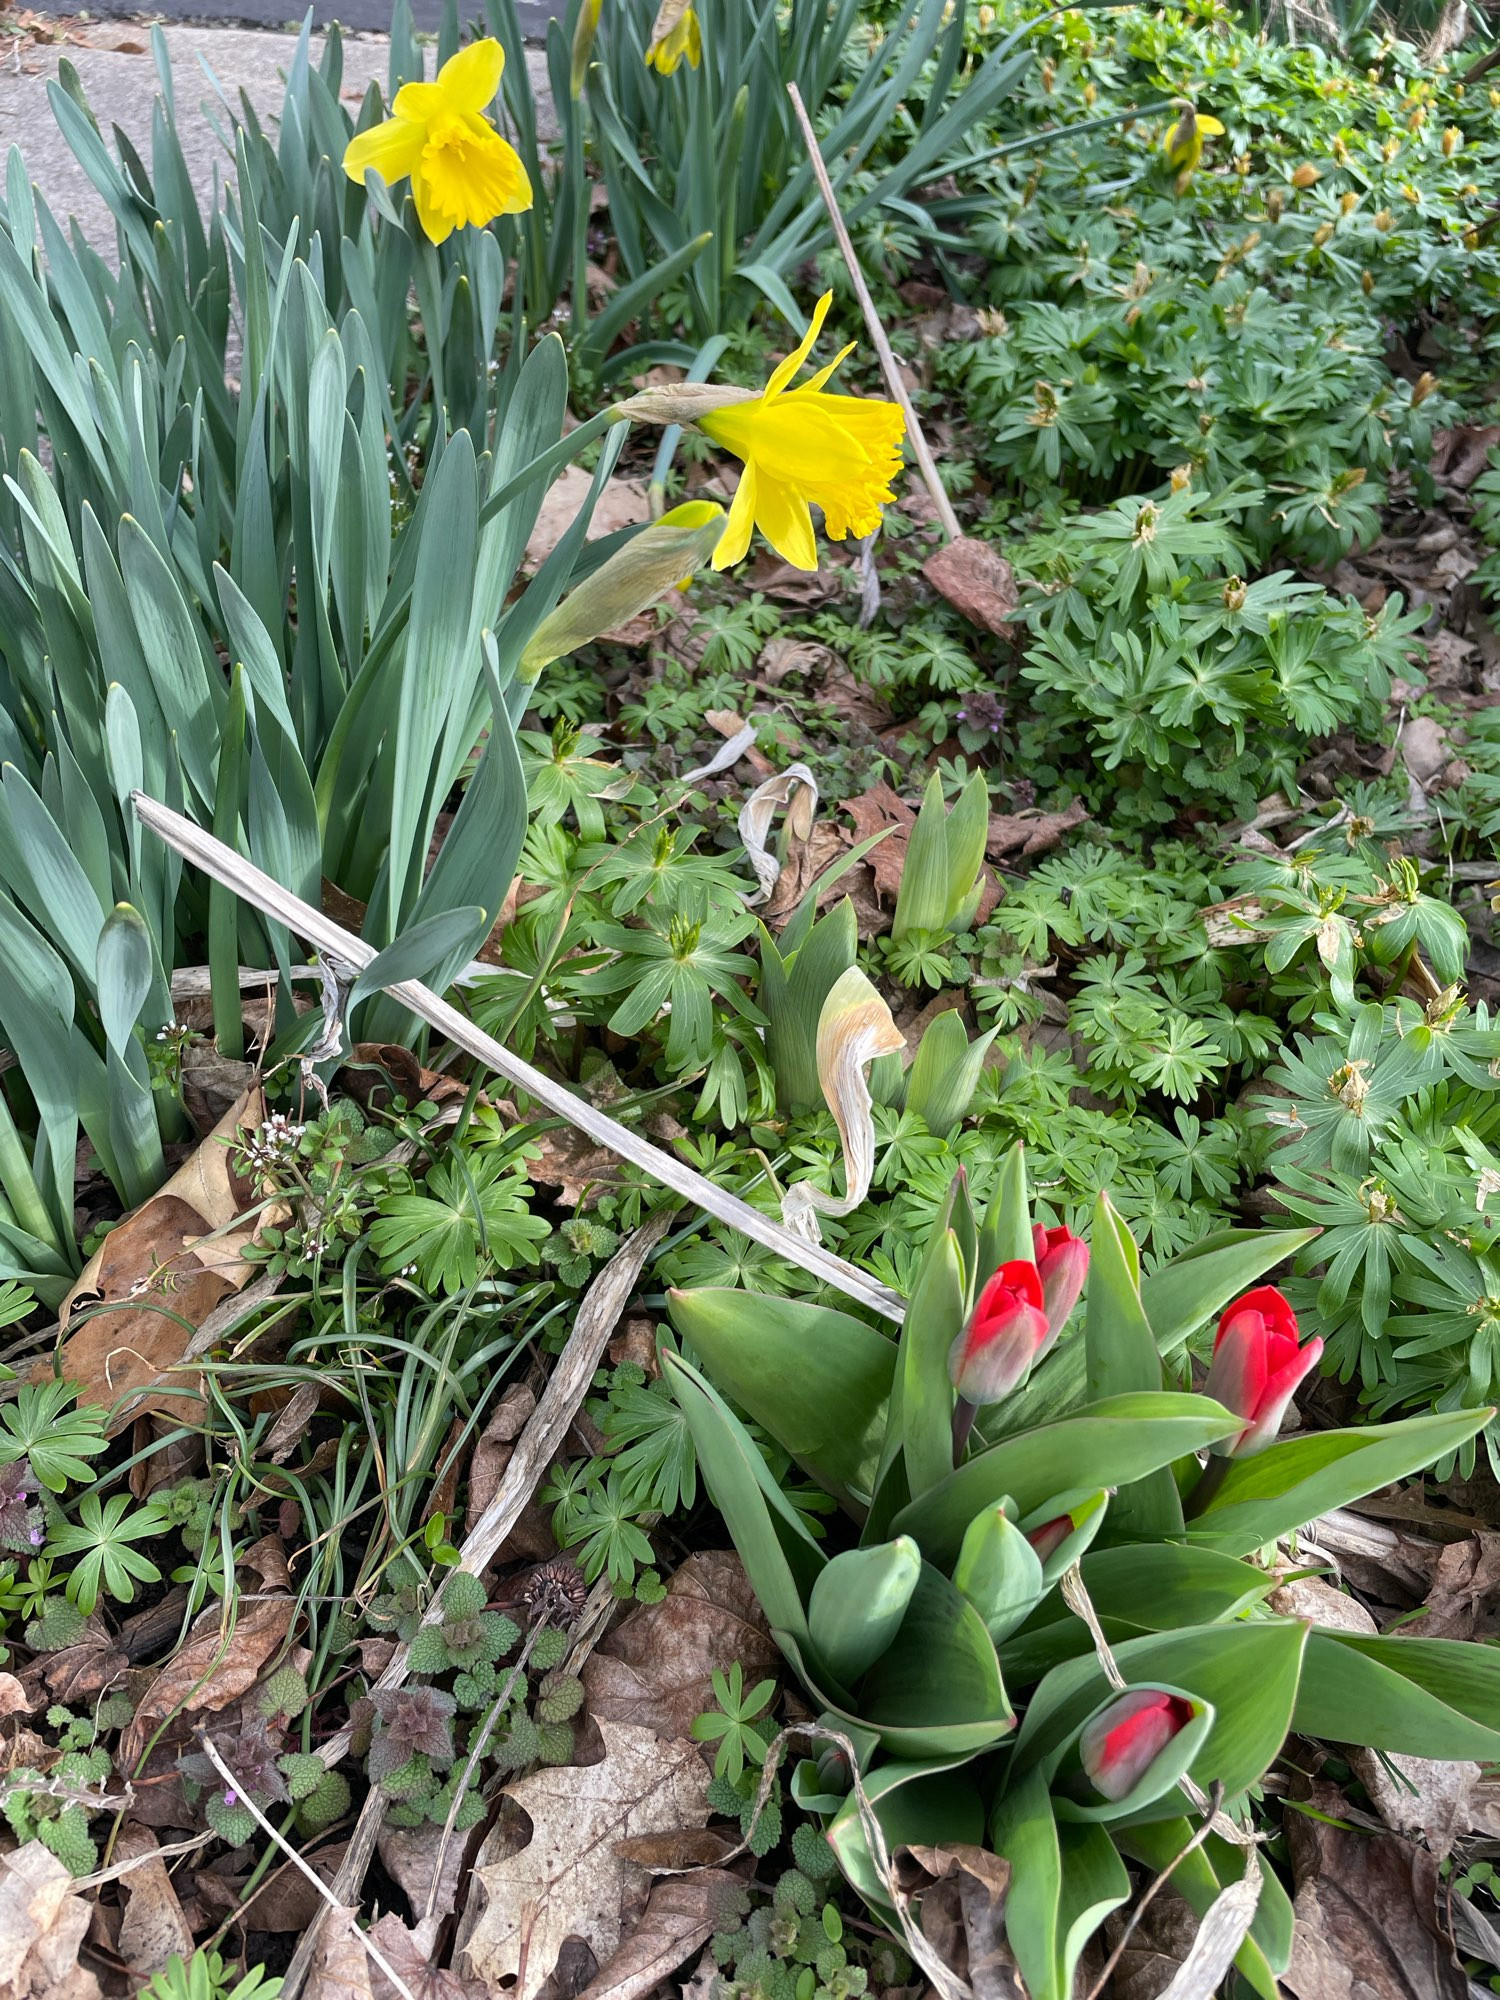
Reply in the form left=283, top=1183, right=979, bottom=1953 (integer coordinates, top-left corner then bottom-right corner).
left=121, top=1594, right=295, bottom=1768
left=368, top=1914, right=489, bottom=2000
left=922, top=537, right=1018, bottom=636
left=245, top=1842, right=350, bottom=1932
left=986, top=801, right=1088, bottom=860
left=114, top=1826, right=194, bottom=1977
left=524, top=1125, right=637, bottom=1209
left=611, top=1827, right=741, bottom=1873
left=1407, top=1531, right=1500, bottom=1639
left=895, top=1844, right=1018, bottom=2000
left=583, top=1550, right=780, bottom=1741
left=461, top=1716, right=713, bottom=2000
left=1432, top=422, right=1500, bottom=490
left=1284, top=1780, right=1466, bottom=2000
left=575, top=1870, right=746, bottom=2000
left=304, top=1910, right=374, bottom=2000
left=49, top=1089, right=278, bottom=1426
left=465, top=1384, right=537, bottom=1534
left=0, top=1673, right=29, bottom=1721
left=378, top=1822, right=472, bottom=1927
left=0, top=1843, right=101, bottom=2000
left=341, top=1044, right=473, bottom=1127
left=842, top=782, right=915, bottom=905
left=1104, top=1889, right=1204, bottom=2000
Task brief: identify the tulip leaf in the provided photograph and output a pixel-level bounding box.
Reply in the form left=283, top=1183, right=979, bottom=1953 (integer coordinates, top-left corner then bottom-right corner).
left=857, top=1562, right=1014, bottom=1750
left=892, top=1394, right=1240, bottom=1569
left=1140, top=1226, right=1321, bottom=1355
left=1084, top=1191, right=1181, bottom=1539
left=658, top=1349, right=821, bottom=1644
left=1293, top=1630, right=1500, bottom=1761
left=901, top=1224, right=967, bottom=1503
left=954, top=1501, right=1045, bottom=1644
left=1016, top=1618, right=1309, bottom=1803
left=665, top=1286, right=895, bottom=1509
left=990, top=1769, right=1130, bottom=2000
left=1185, top=1408, right=1492, bottom=1556
left=1000, top=1543, right=1278, bottom=1683
left=978, top=1139, right=1032, bottom=1277
left=807, top=1538, right=921, bottom=1685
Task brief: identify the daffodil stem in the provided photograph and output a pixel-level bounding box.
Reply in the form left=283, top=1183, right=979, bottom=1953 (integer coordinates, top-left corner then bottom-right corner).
left=787, top=81, right=963, bottom=545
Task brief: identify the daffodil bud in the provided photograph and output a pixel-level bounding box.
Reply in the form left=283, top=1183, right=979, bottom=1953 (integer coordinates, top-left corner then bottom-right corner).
left=517, top=503, right=727, bottom=680
left=611, top=382, right=755, bottom=427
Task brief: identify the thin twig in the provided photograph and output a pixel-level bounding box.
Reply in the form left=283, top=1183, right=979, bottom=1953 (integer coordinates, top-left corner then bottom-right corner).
left=131, top=793, right=904, bottom=1325
left=787, top=81, right=963, bottom=545
left=196, top=1732, right=418, bottom=2000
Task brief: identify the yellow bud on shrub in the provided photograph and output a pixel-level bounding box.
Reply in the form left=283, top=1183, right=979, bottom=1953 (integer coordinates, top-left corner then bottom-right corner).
left=1361, top=269, right=1374, bottom=292
left=1374, top=208, right=1393, bottom=230
left=1312, top=222, right=1333, bottom=247
left=1266, top=189, right=1285, bottom=219
left=1291, top=162, right=1320, bottom=188
left=1340, top=191, right=1359, bottom=214
left=1412, top=372, right=1437, bottom=404
left=1442, top=126, right=1462, bottom=155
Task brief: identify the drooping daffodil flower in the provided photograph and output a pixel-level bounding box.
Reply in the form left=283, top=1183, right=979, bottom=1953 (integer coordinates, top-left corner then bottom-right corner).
left=645, top=0, right=702, bottom=74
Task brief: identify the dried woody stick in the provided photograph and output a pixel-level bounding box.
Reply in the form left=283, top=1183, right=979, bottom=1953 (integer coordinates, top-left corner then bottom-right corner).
left=786, top=80, right=963, bottom=544
left=130, top=793, right=903, bottom=1323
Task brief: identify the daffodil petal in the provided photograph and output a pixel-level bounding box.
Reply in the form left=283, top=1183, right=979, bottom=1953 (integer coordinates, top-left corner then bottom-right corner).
left=343, top=113, right=425, bottom=187
left=799, top=340, right=857, bottom=396
left=410, top=165, right=454, bottom=244
left=393, top=79, right=444, bottom=122
left=438, top=37, right=505, bottom=114
left=753, top=472, right=820, bottom=571
left=764, top=290, right=834, bottom=399
left=712, top=463, right=758, bottom=571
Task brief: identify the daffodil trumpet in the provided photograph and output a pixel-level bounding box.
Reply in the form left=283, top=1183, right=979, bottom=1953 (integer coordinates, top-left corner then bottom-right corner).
left=343, top=38, right=533, bottom=246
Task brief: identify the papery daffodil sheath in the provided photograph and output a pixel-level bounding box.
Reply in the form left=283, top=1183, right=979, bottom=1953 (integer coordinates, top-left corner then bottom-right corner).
left=699, top=291, right=906, bottom=573
left=1161, top=104, right=1225, bottom=186
left=645, top=0, right=702, bottom=74
left=343, top=39, right=532, bottom=246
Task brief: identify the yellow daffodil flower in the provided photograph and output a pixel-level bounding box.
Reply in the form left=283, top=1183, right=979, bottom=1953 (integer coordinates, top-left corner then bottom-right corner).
left=1161, top=105, right=1225, bottom=187
left=343, top=39, right=532, bottom=246
left=697, top=291, right=906, bottom=573
left=645, top=0, right=702, bottom=74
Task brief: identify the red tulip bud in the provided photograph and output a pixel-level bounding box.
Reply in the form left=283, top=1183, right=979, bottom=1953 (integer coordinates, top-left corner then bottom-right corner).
left=1026, top=1515, right=1073, bottom=1564
left=948, top=1260, right=1050, bottom=1406
left=1031, top=1223, right=1089, bottom=1348
left=1080, top=1688, right=1196, bottom=1801
left=1204, top=1285, right=1323, bottom=1457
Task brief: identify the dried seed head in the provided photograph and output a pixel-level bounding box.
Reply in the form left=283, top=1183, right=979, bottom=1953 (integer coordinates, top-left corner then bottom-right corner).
left=520, top=1559, right=589, bottom=1625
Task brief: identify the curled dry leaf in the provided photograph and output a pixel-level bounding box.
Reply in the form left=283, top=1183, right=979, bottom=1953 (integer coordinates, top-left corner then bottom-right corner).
left=304, top=1909, right=375, bottom=2000
left=781, top=967, right=904, bottom=1244
left=575, top=1870, right=747, bottom=2000
left=1284, top=1780, right=1465, bottom=2000
left=986, top=800, right=1089, bottom=860
left=921, top=535, right=1018, bottom=636
left=0, top=1844, right=100, bottom=2000
left=895, top=1844, right=1018, bottom=2000
left=738, top=763, right=819, bottom=907
left=121, top=1594, right=296, bottom=1769
left=49, top=1088, right=283, bottom=1428
left=584, top=1549, right=780, bottom=1743
left=367, top=1913, right=489, bottom=2000
left=461, top=1716, right=712, bottom=2000
left=113, top=1826, right=194, bottom=1978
